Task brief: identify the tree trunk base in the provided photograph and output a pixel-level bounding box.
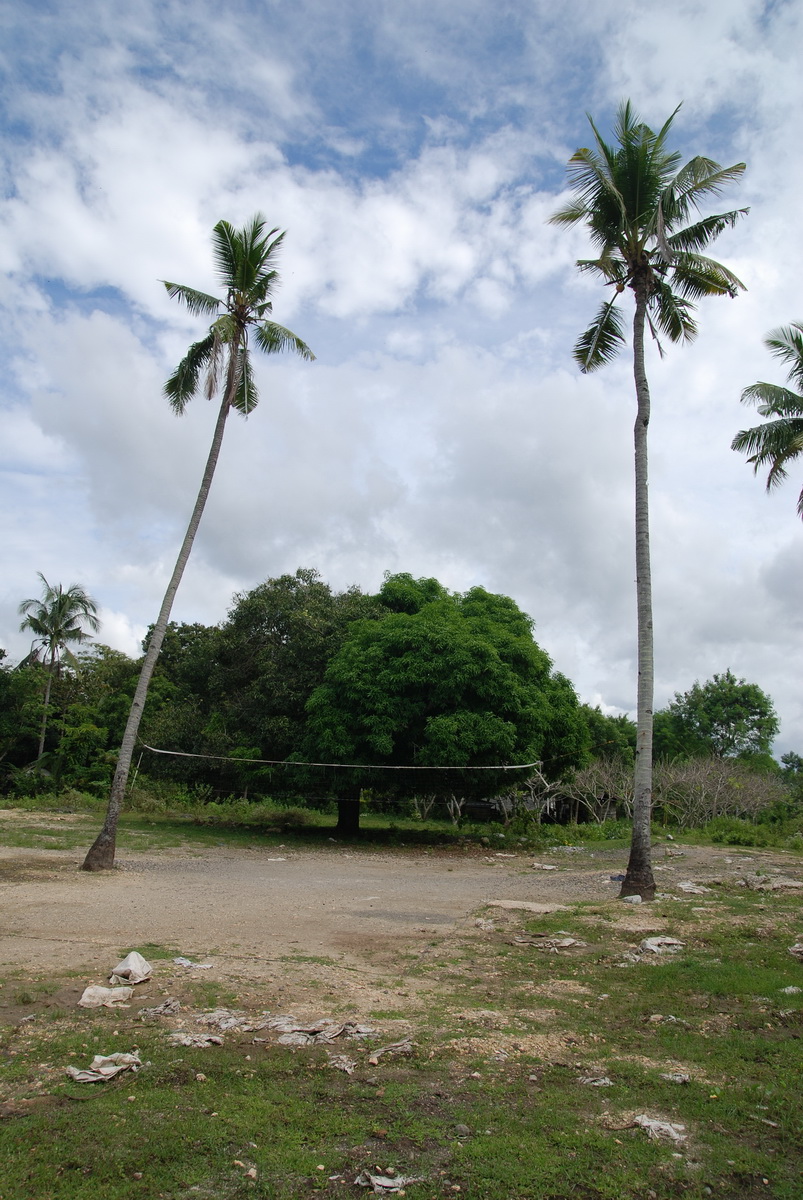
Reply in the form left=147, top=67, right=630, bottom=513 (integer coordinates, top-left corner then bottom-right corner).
left=335, top=799, right=361, bottom=837
left=81, top=831, right=117, bottom=871
left=619, top=864, right=656, bottom=901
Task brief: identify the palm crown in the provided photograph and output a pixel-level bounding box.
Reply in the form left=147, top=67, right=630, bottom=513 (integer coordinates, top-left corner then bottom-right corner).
left=19, top=573, right=100, bottom=671
left=162, top=214, right=314, bottom=415
left=732, top=322, right=803, bottom=517
left=549, top=101, right=748, bottom=370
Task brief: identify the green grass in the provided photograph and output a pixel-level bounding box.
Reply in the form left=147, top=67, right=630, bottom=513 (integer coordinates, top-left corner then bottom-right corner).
left=2, top=881, right=802, bottom=1198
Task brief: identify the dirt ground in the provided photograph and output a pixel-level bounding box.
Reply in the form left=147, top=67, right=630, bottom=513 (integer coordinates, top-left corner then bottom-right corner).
left=1, top=813, right=799, bottom=1018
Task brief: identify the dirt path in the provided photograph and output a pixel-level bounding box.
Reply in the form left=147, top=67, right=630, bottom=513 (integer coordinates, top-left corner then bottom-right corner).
left=1, top=818, right=799, bottom=1016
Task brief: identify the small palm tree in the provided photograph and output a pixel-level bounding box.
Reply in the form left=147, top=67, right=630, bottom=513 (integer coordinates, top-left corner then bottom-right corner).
left=82, top=215, right=314, bottom=871
left=19, top=574, right=100, bottom=758
left=733, top=322, right=803, bottom=517
left=550, top=101, right=747, bottom=898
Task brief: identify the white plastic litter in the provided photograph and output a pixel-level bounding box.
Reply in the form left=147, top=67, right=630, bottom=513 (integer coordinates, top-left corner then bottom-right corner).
left=355, top=1171, right=426, bottom=1193
left=780, top=986, right=802, bottom=995
left=621, top=894, right=642, bottom=904
left=168, top=1032, right=223, bottom=1047
left=788, top=943, right=803, bottom=962
left=173, top=956, right=213, bottom=969
left=580, top=1076, right=613, bottom=1087
left=263, top=1016, right=375, bottom=1045
left=660, top=1072, right=691, bottom=1084
left=139, top=998, right=181, bottom=1017
left=65, top=1052, right=142, bottom=1083
left=367, top=1038, right=415, bottom=1065
left=327, top=1053, right=358, bottom=1074
left=640, top=937, right=685, bottom=955
left=196, top=1009, right=271, bottom=1033
left=634, top=1114, right=687, bottom=1142
left=109, top=952, right=152, bottom=985
left=78, top=985, right=134, bottom=1008
left=677, top=881, right=712, bottom=894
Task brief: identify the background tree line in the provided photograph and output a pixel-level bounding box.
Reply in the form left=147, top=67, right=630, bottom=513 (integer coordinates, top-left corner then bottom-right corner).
left=2, top=567, right=798, bottom=832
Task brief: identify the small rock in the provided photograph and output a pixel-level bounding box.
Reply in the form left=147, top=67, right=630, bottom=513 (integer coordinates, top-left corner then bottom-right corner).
left=454, top=1123, right=471, bottom=1137
left=621, top=894, right=642, bottom=904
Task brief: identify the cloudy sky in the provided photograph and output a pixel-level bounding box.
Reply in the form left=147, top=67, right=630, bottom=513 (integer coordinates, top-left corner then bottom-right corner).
left=2, top=0, right=801, bottom=753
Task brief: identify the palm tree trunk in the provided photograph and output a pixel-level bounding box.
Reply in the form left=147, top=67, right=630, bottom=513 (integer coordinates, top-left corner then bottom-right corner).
left=36, top=650, right=55, bottom=760
left=620, top=280, right=657, bottom=900
left=81, top=340, right=241, bottom=871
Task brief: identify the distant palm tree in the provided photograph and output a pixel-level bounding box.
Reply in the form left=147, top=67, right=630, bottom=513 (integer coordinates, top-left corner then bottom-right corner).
left=550, top=101, right=747, bottom=899
left=82, top=215, right=314, bottom=871
left=19, top=574, right=100, bottom=758
left=733, top=322, right=803, bottom=517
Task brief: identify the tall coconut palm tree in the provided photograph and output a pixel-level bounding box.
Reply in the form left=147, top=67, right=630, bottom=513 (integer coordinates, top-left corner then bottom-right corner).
left=19, top=574, right=100, bottom=759
left=550, top=101, right=747, bottom=899
left=732, top=322, right=803, bottom=517
left=82, top=215, right=314, bottom=871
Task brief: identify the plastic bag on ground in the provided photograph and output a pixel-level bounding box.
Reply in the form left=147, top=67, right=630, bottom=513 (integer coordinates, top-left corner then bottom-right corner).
left=634, top=1114, right=687, bottom=1142
left=65, top=1052, right=142, bottom=1083
left=109, top=951, right=152, bottom=985
left=640, top=937, right=685, bottom=955
left=79, top=985, right=134, bottom=1008
left=355, top=1171, right=426, bottom=1193
left=173, top=956, right=212, bottom=969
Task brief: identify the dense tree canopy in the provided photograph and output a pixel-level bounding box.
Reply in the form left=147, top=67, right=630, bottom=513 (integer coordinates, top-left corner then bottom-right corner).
left=655, top=670, right=778, bottom=761
left=304, top=574, right=590, bottom=802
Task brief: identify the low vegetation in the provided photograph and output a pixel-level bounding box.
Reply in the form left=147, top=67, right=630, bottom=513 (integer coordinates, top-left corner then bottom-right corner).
left=1, top=820, right=801, bottom=1198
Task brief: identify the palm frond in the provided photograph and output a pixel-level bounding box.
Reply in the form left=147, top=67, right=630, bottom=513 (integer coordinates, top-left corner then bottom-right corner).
left=573, top=299, right=626, bottom=372
left=163, top=332, right=216, bottom=414
left=548, top=198, right=590, bottom=227
left=740, top=382, right=803, bottom=417
left=162, top=282, right=220, bottom=316
left=666, top=209, right=748, bottom=253
left=667, top=159, right=747, bottom=224
left=732, top=418, right=803, bottom=488
left=649, top=280, right=697, bottom=344
left=232, top=348, right=259, bottom=415
left=211, top=219, right=240, bottom=289
left=576, top=252, right=629, bottom=285
left=254, top=321, right=316, bottom=361
left=764, top=322, right=803, bottom=390
left=671, top=253, right=746, bottom=301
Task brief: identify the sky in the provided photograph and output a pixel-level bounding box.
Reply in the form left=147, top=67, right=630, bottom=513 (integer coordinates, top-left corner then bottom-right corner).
left=1, top=0, right=802, bottom=754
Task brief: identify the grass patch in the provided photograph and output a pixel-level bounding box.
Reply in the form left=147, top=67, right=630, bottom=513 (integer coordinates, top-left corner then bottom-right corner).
left=2, top=883, right=802, bottom=1198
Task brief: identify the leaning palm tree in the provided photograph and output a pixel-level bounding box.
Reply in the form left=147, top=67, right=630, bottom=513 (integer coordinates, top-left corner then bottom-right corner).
left=19, top=574, right=100, bottom=758
left=82, top=215, right=314, bottom=871
left=732, top=322, right=803, bottom=517
left=550, top=101, right=747, bottom=899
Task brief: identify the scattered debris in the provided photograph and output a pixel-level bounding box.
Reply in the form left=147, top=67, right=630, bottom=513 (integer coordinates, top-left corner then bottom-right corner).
left=788, top=943, right=803, bottom=962
left=580, top=1076, right=613, bottom=1087
left=530, top=863, right=558, bottom=870
left=109, top=952, right=152, bottom=985
left=368, top=1038, right=415, bottom=1065
left=196, top=1009, right=270, bottom=1033
left=664, top=849, right=686, bottom=858
left=78, top=985, right=134, bottom=1008
left=168, top=1032, right=223, bottom=1048
left=474, top=919, right=495, bottom=931
left=621, top=895, right=642, bottom=905
left=780, top=986, right=802, bottom=995
left=327, top=1053, right=358, bottom=1074
left=633, top=1114, right=687, bottom=1142
left=262, top=1016, right=375, bottom=1046
left=355, top=1171, right=426, bottom=1193
left=677, top=881, right=711, bottom=895
left=65, top=1052, right=142, bottom=1083
left=139, top=998, right=181, bottom=1018
left=640, top=937, right=685, bottom=955
left=173, top=956, right=212, bottom=969
left=742, top=874, right=803, bottom=893
left=660, top=1072, right=691, bottom=1084
left=609, top=874, right=625, bottom=882
left=486, top=901, right=568, bottom=914
left=647, top=1014, right=690, bottom=1027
